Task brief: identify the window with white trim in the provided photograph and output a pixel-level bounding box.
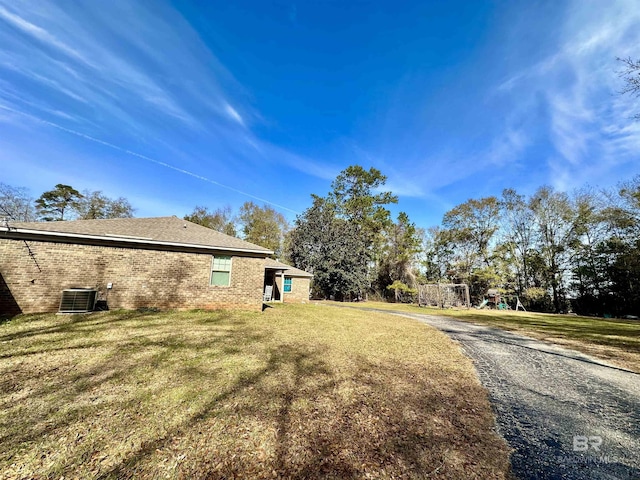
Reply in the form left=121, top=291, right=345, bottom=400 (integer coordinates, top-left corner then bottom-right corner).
left=210, top=255, right=232, bottom=286
left=283, top=277, right=292, bottom=293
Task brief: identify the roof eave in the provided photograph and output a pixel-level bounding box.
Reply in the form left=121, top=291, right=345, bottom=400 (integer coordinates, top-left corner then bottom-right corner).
left=0, top=227, right=274, bottom=256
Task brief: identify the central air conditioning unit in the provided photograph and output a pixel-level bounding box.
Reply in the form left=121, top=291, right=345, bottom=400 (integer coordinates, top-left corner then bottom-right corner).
left=59, top=289, right=98, bottom=313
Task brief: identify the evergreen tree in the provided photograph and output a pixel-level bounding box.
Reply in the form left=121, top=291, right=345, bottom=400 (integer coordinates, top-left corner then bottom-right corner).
left=35, top=184, right=83, bottom=221
left=288, top=196, right=368, bottom=300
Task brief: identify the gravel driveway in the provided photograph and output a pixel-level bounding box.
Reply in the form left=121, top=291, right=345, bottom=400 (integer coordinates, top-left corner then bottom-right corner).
left=357, top=308, right=640, bottom=480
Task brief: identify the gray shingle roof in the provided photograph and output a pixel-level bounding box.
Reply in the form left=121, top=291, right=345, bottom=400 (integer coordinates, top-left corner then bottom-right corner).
left=4, top=216, right=273, bottom=254
left=265, top=259, right=313, bottom=277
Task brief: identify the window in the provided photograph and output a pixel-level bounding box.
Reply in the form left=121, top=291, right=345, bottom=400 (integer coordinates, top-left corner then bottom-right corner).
left=210, top=255, right=232, bottom=286
left=283, top=277, right=292, bottom=293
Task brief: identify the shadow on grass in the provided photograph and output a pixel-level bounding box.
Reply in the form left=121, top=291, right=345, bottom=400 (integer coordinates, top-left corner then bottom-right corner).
left=0, top=315, right=16, bottom=326
left=0, top=310, right=159, bottom=343
left=93, top=343, right=337, bottom=479
left=0, top=311, right=268, bottom=454
left=93, top=349, right=503, bottom=480
left=1, top=309, right=511, bottom=479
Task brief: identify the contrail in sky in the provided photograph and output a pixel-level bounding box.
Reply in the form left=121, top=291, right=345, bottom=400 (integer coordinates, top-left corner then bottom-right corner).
left=0, top=104, right=300, bottom=214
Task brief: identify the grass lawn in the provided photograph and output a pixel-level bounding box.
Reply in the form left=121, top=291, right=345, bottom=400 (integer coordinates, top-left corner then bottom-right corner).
left=0, top=304, right=510, bottom=479
left=356, top=301, right=640, bottom=373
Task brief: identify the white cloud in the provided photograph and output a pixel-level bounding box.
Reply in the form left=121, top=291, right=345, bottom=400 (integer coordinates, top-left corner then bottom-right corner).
left=224, top=103, right=245, bottom=126
left=381, top=179, right=425, bottom=198
left=253, top=140, right=340, bottom=181
left=481, top=0, right=640, bottom=195
left=0, top=0, right=230, bottom=128
left=0, top=0, right=338, bottom=189
left=486, top=128, right=530, bottom=168
left=0, top=5, right=91, bottom=66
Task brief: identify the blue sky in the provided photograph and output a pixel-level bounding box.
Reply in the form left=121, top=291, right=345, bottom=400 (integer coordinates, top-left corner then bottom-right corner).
left=1, top=0, right=639, bottom=229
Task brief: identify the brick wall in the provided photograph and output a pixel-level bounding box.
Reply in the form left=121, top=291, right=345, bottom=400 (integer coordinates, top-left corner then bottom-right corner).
left=284, top=276, right=311, bottom=303
left=0, top=238, right=266, bottom=314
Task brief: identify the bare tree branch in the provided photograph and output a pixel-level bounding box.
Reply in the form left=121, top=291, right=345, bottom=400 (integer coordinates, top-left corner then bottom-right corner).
left=618, top=56, right=640, bottom=119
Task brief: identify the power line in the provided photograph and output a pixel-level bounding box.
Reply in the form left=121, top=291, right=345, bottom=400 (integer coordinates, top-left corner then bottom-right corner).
left=0, top=104, right=300, bottom=214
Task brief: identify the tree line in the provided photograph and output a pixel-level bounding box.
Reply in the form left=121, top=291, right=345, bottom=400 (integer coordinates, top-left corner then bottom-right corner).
left=0, top=183, right=135, bottom=222
left=185, top=166, right=423, bottom=303
left=282, top=167, right=640, bottom=317
left=282, top=57, right=640, bottom=313
left=3, top=169, right=639, bottom=316
left=0, top=183, right=290, bottom=260
left=285, top=165, right=422, bottom=302
left=423, top=179, right=640, bottom=316
left=183, top=202, right=289, bottom=259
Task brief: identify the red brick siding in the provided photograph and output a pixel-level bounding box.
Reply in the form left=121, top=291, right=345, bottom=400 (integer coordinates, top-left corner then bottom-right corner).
left=0, top=239, right=266, bottom=314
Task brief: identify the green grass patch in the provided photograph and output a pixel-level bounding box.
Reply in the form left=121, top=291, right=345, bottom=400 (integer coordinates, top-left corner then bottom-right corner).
left=0, top=304, right=510, bottom=479
left=357, top=301, right=640, bottom=372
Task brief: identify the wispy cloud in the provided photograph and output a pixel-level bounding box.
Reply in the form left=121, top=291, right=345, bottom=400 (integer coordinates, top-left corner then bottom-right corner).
left=0, top=1, right=200, bottom=126
left=0, top=103, right=300, bottom=214
left=252, top=141, right=340, bottom=181
left=0, top=0, right=334, bottom=209
left=496, top=0, right=640, bottom=191
left=381, top=179, right=425, bottom=198
left=386, top=0, right=640, bottom=201
left=224, top=103, right=245, bottom=126
left=0, top=4, right=90, bottom=66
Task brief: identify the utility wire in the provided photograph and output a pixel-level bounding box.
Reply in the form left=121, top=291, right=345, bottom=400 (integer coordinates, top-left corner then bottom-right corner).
left=0, top=211, right=42, bottom=273
left=22, top=240, right=42, bottom=273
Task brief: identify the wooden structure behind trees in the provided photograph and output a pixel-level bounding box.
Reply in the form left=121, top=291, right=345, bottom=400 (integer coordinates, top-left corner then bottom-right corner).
left=418, top=283, right=470, bottom=309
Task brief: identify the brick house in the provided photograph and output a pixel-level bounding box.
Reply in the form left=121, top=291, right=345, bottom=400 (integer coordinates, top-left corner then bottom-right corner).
left=0, top=216, right=274, bottom=315
left=264, top=259, right=313, bottom=303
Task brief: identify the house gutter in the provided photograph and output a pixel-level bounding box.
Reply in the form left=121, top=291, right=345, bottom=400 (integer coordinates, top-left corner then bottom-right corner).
left=0, top=226, right=274, bottom=256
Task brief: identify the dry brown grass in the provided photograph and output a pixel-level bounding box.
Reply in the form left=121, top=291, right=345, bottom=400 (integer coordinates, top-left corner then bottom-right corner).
left=354, top=301, right=640, bottom=373
left=0, top=304, right=510, bottom=479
